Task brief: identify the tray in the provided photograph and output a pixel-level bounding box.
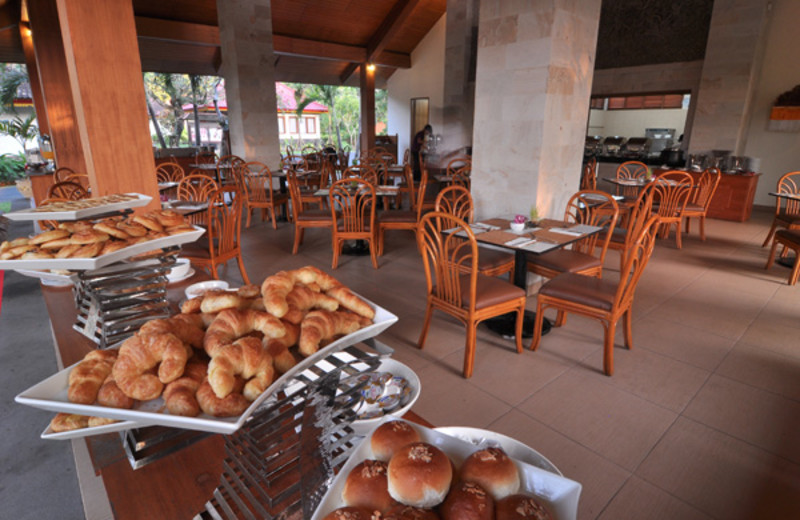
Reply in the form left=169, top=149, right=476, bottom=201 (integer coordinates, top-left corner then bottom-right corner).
left=1, top=226, right=205, bottom=271
left=4, top=193, right=152, bottom=221
left=16, top=298, right=399, bottom=434
left=41, top=418, right=145, bottom=441
left=13, top=268, right=74, bottom=286
left=311, top=418, right=581, bottom=520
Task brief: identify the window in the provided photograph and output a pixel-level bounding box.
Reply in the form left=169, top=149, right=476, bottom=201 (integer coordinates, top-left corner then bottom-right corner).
left=288, top=116, right=298, bottom=134
left=596, top=93, right=689, bottom=110
left=305, top=116, right=316, bottom=134
left=278, top=116, right=285, bottom=134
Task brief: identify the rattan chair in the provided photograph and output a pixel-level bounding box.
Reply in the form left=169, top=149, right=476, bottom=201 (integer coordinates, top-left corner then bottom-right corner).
left=761, top=171, right=800, bottom=247
left=682, top=167, right=721, bottom=241
left=615, top=161, right=648, bottom=199
left=47, top=181, right=88, bottom=200
left=417, top=211, right=527, bottom=378
left=287, top=169, right=332, bottom=254
left=377, top=165, right=423, bottom=256
left=607, top=187, right=656, bottom=270
left=650, top=170, right=693, bottom=249
left=765, top=229, right=800, bottom=285
left=241, top=161, right=288, bottom=229
left=580, top=157, right=597, bottom=190
left=329, top=177, right=378, bottom=269
left=530, top=216, right=660, bottom=376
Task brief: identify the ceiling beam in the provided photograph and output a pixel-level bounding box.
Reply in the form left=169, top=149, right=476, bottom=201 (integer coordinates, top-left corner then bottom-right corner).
left=340, top=0, right=421, bottom=83
left=0, top=0, right=21, bottom=32
left=134, top=16, right=219, bottom=47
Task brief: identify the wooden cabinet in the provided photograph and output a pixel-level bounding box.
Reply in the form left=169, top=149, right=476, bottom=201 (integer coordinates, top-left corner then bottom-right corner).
left=655, top=169, right=761, bottom=222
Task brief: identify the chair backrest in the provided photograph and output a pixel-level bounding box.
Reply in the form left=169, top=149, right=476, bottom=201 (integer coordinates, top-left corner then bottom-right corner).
left=206, top=189, right=243, bottom=257
left=564, top=190, right=619, bottom=263
left=156, top=162, right=185, bottom=183
left=446, top=157, right=471, bottom=176
left=775, top=171, right=800, bottom=216
left=330, top=177, right=376, bottom=233
left=417, top=211, right=479, bottom=311
left=178, top=173, right=219, bottom=202
left=194, top=150, right=217, bottom=165
left=650, top=170, right=693, bottom=219
left=241, top=161, right=275, bottom=204
left=286, top=169, right=304, bottom=219
left=435, top=185, right=473, bottom=223
left=614, top=215, right=660, bottom=311
left=616, top=161, right=648, bottom=181
left=53, top=166, right=75, bottom=183
left=62, top=173, right=90, bottom=189
left=217, top=155, right=245, bottom=184
left=692, top=167, right=721, bottom=209
left=450, top=165, right=471, bottom=190
left=580, top=158, right=597, bottom=190
left=317, top=158, right=335, bottom=188
left=48, top=180, right=88, bottom=200
left=344, top=165, right=378, bottom=185
left=283, top=154, right=308, bottom=172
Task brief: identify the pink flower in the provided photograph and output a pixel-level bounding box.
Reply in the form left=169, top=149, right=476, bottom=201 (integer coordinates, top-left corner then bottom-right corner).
left=514, top=214, right=527, bottom=224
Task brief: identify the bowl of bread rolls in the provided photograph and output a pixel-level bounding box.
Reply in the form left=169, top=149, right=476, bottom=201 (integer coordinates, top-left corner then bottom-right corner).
left=312, top=419, right=582, bottom=520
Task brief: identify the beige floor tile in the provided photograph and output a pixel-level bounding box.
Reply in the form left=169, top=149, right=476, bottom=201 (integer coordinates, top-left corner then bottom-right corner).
left=529, top=313, right=606, bottom=365
left=739, top=315, right=800, bottom=360
left=636, top=417, right=800, bottom=520
left=518, top=370, right=677, bottom=471
left=411, top=361, right=512, bottom=428
left=716, top=341, right=800, bottom=402
left=582, top=346, right=710, bottom=412
left=488, top=410, right=630, bottom=520
left=683, top=375, right=800, bottom=464
left=597, top=476, right=713, bottom=520
left=625, top=316, right=736, bottom=371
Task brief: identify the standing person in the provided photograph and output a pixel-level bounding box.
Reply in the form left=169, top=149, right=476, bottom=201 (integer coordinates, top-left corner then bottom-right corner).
left=411, top=124, right=432, bottom=181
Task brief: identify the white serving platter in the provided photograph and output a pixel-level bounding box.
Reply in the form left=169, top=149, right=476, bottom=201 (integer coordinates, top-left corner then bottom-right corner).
left=349, top=358, right=421, bottom=436
left=0, top=225, right=205, bottom=271
left=311, top=418, right=582, bottom=520
left=40, top=418, right=146, bottom=441
left=13, top=268, right=74, bottom=286
left=16, top=298, right=399, bottom=435
left=4, top=193, right=152, bottom=221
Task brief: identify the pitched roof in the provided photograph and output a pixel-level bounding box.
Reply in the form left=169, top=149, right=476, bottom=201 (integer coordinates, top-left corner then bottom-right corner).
left=181, top=81, right=327, bottom=113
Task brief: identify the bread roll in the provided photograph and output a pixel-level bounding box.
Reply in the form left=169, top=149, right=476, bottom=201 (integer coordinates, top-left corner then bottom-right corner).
left=440, top=481, right=494, bottom=520
left=342, top=459, right=395, bottom=513
left=384, top=504, right=441, bottom=519
left=371, top=420, right=421, bottom=461
left=387, top=443, right=452, bottom=508
left=459, top=447, right=520, bottom=500
left=495, top=494, right=552, bottom=520
left=321, top=506, right=381, bottom=520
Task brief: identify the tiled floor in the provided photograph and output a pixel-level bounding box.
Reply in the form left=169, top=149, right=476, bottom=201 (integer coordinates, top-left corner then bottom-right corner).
left=234, top=205, right=800, bottom=519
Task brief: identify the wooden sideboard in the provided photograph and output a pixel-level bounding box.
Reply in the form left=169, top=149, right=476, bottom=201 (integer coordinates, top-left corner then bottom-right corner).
left=655, top=169, right=761, bottom=222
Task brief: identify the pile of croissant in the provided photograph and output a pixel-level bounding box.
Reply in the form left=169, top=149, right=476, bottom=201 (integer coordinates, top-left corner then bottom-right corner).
left=0, top=209, right=194, bottom=261
left=50, top=266, right=375, bottom=432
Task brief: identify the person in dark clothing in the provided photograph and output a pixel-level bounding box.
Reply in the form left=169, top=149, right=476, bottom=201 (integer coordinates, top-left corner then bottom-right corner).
left=411, top=124, right=432, bottom=181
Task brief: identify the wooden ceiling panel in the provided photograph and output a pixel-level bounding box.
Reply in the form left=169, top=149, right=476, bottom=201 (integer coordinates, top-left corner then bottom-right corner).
left=385, top=0, right=446, bottom=53
left=132, top=0, right=218, bottom=27
left=0, top=25, right=23, bottom=62
left=137, top=39, right=219, bottom=76
left=274, top=55, right=389, bottom=88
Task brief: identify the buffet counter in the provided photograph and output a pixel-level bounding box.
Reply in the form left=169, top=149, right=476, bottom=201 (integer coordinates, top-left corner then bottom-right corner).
left=39, top=274, right=428, bottom=519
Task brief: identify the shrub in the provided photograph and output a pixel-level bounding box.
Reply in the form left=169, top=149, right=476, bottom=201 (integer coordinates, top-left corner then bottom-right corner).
left=0, top=154, right=26, bottom=184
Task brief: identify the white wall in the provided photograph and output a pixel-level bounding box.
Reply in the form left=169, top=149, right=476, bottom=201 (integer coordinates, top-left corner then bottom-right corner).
left=743, top=0, right=800, bottom=206
left=387, top=14, right=446, bottom=158
left=588, top=107, right=688, bottom=140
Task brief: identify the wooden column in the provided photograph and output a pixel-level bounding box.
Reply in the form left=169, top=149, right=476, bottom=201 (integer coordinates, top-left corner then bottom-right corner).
left=18, top=23, right=49, bottom=137
left=52, top=0, right=158, bottom=204
left=359, top=64, right=376, bottom=156
left=26, top=0, right=86, bottom=175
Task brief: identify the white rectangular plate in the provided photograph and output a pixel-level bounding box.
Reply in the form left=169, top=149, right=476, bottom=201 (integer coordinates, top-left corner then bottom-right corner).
left=41, top=419, right=146, bottom=441
left=4, top=193, right=152, bottom=221
left=0, top=226, right=205, bottom=271
left=16, top=298, right=398, bottom=435
left=311, top=418, right=582, bottom=520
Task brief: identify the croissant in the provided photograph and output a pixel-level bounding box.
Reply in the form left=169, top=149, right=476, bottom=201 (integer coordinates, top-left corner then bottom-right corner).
left=292, top=265, right=341, bottom=291
left=203, top=309, right=286, bottom=357
left=200, top=289, right=244, bottom=314
left=163, top=360, right=207, bottom=417
left=208, top=337, right=275, bottom=400
left=67, top=350, right=117, bottom=404
left=264, top=321, right=300, bottom=374
left=96, top=374, right=134, bottom=409
left=139, top=315, right=206, bottom=349
left=112, top=332, right=191, bottom=401
left=261, top=270, right=295, bottom=317
left=87, top=416, right=118, bottom=428
left=325, top=286, right=375, bottom=319
left=196, top=379, right=249, bottom=417
left=286, top=285, right=339, bottom=313
left=298, top=310, right=372, bottom=357
left=50, top=413, right=90, bottom=432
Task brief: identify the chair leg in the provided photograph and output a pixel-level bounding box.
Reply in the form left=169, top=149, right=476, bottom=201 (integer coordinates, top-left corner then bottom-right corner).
left=530, top=301, right=546, bottom=351
left=417, top=303, right=434, bottom=350
left=622, top=309, right=633, bottom=349
left=369, top=238, right=379, bottom=269
left=292, top=227, right=304, bottom=254
left=245, top=208, right=252, bottom=228
left=603, top=320, right=616, bottom=376
left=765, top=239, right=779, bottom=270
left=378, top=228, right=385, bottom=256
left=790, top=257, right=800, bottom=285
left=463, top=321, right=477, bottom=378
left=515, top=304, right=524, bottom=354
left=210, top=263, right=219, bottom=280
left=675, top=222, right=682, bottom=249
left=699, top=215, right=706, bottom=241
left=554, top=310, right=567, bottom=327
left=331, top=238, right=340, bottom=269
left=684, top=216, right=691, bottom=234
left=236, top=254, right=250, bottom=284
left=761, top=221, right=778, bottom=247
left=270, top=207, right=277, bottom=229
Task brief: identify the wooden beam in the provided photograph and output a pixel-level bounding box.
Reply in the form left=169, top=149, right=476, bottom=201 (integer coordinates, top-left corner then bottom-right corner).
left=341, top=0, right=420, bottom=83
left=134, top=16, right=219, bottom=47
left=0, top=0, right=20, bottom=32
left=360, top=64, right=376, bottom=155
left=272, top=34, right=410, bottom=69
left=18, top=22, right=49, bottom=136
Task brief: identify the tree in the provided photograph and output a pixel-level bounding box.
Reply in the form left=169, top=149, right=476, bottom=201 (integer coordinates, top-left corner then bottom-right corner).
left=288, top=83, right=315, bottom=150
left=0, top=64, right=29, bottom=113
left=0, top=114, right=39, bottom=155
left=309, top=84, right=343, bottom=151
left=144, top=73, right=217, bottom=147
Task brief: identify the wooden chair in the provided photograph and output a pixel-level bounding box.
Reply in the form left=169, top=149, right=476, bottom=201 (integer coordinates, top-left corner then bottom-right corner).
left=329, top=177, right=378, bottom=269
left=683, top=167, right=720, bottom=241
left=527, top=190, right=619, bottom=280
left=449, top=166, right=471, bottom=191
left=765, top=229, right=800, bottom=285
left=377, top=165, right=423, bottom=255
left=580, top=157, right=597, bottom=190
left=177, top=174, right=219, bottom=226
left=53, top=166, right=75, bottom=183
left=47, top=181, right=88, bottom=200
left=241, top=161, right=288, bottom=229
left=417, top=211, right=527, bottom=378
left=650, top=170, right=693, bottom=249
left=216, top=155, right=246, bottom=193
left=418, top=167, right=437, bottom=213
left=182, top=189, right=250, bottom=284
left=761, top=171, right=800, bottom=247
left=530, top=216, right=660, bottom=376
left=615, top=161, right=648, bottom=199
left=344, top=165, right=378, bottom=186
left=287, top=169, right=332, bottom=254
left=156, top=162, right=185, bottom=183
left=435, top=186, right=515, bottom=278
left=62, top=173, right=90, bottom=189
left=607, top=187, right=656, bottom=270
left=446, top=156, right=471, bottom=176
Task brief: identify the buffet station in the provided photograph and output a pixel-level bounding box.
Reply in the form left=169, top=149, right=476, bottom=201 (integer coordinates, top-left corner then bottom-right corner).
left=2, top=194, right=582, bottom=519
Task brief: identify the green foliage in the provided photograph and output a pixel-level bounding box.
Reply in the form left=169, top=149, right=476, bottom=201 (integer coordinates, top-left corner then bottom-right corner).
left=0, top=114, right=38, bottom=153
left=0, top=64, right=29, bottom=113
left=144, top=73, right=219, bottom=147
left=0, top=153, right=26, bottom=184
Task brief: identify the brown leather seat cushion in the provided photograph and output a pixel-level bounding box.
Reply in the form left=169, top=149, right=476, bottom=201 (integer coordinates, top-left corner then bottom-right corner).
left=297, top=210, right=332, bottom=222
left=528, top=249, right=601, bottom=273
left=469, top=247, right=514, bottom=271
left=181, top=242, right=211, bottom=259
left=609, top=227, right=627, bottom=244
left=457, top=274, right=526, bottom=310
left=684, top=202, right=704, bottom=212
left=336, top=223, right=372, bottom=232
left=379, top=210, right=416, bottom=223
left=776, top=211, right=800, bottom=225
left=539, top=272, right=617, bottom=311
left=776, top=228, right=800, bottom=244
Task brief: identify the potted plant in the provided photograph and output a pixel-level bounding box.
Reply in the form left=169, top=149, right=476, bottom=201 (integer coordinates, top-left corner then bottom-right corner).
left=510, top=214, right=527, bottom=232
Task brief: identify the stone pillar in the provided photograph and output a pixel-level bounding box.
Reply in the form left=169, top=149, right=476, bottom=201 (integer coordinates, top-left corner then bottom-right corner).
left=471, top=0, right=602, bottom=220
left=216, top=0, right=281, bottom=165
left=689, top=0, right=771, bottom=155
left=442, top=0, right=479, bottom=152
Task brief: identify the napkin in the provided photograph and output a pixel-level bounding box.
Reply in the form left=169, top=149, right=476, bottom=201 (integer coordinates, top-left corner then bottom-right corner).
left=504, top=237, right=536, bottom=247
left=548, top=227, right=583, bottom=237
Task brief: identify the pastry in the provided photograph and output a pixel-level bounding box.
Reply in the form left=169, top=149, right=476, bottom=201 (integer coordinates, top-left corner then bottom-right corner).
left=387, top=443, right=452, bottom=508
